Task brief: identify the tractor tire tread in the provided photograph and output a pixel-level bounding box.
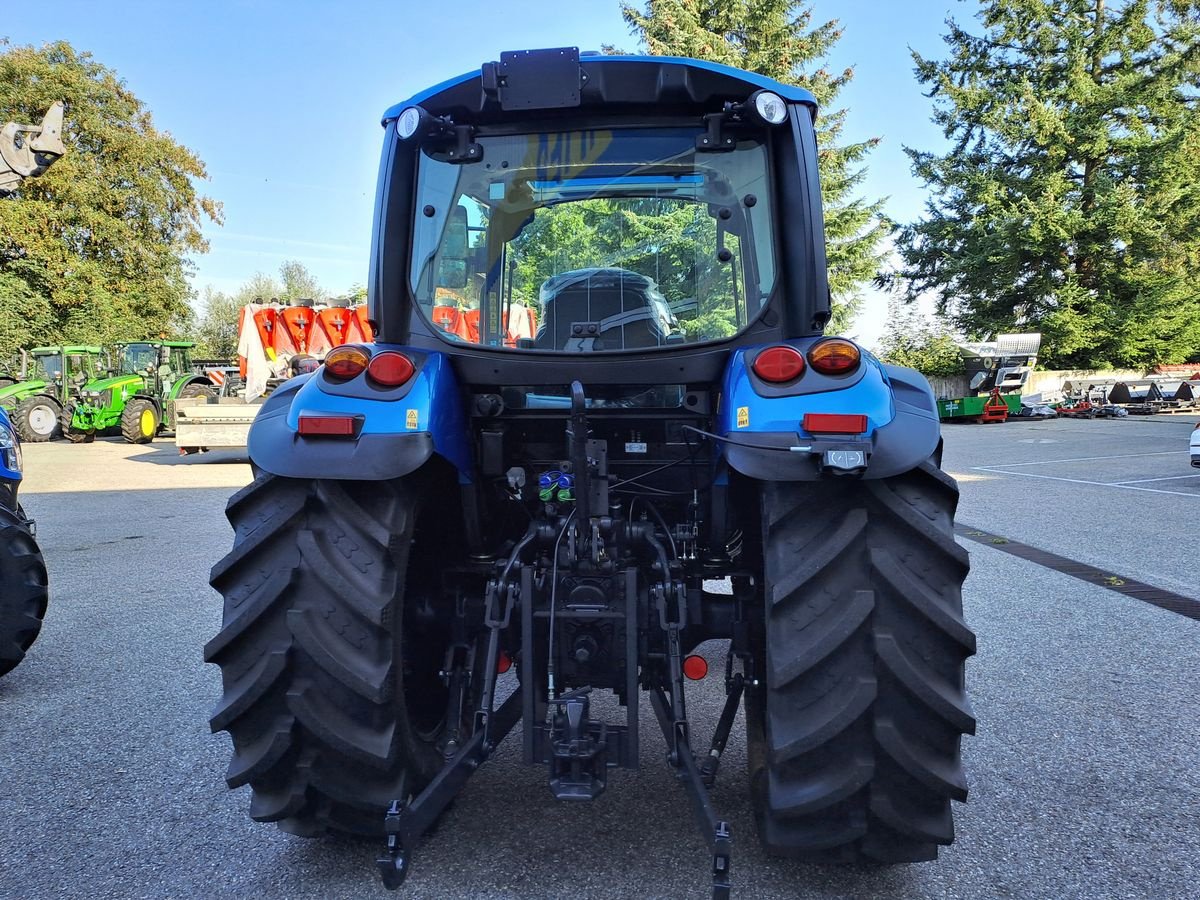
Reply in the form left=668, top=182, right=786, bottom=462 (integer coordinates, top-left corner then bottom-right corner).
left=0, top=505, right=49, bottom=677
left=751, top=460, right=974, bottom=863
left=207, top=474, right=443, bottom=836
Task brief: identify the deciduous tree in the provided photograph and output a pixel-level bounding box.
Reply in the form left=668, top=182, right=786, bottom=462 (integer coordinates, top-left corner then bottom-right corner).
left=0, top=40, right=221, bottom=358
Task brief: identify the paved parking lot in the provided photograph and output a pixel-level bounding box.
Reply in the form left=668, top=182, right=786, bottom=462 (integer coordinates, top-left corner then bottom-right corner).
left=1, top=417, right=1197, bottom=899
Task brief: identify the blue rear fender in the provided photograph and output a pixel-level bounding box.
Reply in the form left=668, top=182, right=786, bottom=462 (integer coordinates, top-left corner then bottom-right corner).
left=247, top=347, right=473, bottom=482
left=718, top=340, right=940, bottom=480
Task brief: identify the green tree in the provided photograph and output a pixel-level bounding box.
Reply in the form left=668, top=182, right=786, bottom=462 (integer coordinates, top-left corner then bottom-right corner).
left=894, top=0, right=1200, bottom=368
left=877, top=297, right=963, bottom=377
left=279, top=259, right=325, bottom=303
left=0, top=40, right=221, bottom=358
left=615, top=0, right=890, bottom=333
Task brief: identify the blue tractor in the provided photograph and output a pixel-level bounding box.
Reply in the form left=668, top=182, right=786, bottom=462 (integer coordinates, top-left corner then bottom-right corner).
left=207, top=50, right=974, bottom=895
left=0, top=406, right=49, bottom=677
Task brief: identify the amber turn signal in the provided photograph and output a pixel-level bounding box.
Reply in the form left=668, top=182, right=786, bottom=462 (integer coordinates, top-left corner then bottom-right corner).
left=807, top=338, right=861, bottom=375
left=323, top=345, right=371, bottom=380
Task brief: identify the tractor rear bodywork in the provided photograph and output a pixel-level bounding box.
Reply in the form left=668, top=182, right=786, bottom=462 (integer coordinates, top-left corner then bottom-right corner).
left=207, top=50, right=974, bottom=895
left=69, top=341, right=215, bottom=443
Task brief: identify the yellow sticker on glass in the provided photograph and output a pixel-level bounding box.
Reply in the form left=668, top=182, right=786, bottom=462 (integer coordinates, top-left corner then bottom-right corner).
left=736, top=406, right=749, bottom=429
left=405, top=409, right=419, bottom=430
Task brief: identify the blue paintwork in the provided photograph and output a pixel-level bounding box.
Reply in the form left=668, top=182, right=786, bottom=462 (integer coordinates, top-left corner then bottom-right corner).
left=382, top=54, right=818, bottom=122
left=0, top=407, right=21, bottom=486
left=283, top=347, right=474, bottom=481
left=717, top=340, right=896, bottom=439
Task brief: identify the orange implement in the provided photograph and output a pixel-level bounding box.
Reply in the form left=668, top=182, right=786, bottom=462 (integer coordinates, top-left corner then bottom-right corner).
left=277, top=306, right=315, bottom=355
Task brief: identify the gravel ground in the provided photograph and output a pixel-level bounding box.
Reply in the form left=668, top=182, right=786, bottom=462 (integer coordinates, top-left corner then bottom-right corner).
left=1, top=431, right=1197, bottom=899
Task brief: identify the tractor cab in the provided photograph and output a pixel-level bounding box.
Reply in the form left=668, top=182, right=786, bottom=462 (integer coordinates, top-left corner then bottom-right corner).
left=115, top=341, right=194, bottom=392
left=28, top=346, right=106, bottom=403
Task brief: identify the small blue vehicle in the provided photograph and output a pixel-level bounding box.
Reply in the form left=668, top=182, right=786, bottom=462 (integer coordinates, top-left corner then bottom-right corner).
left=207, top=49, right=974, bottom=895
left=0, top=406, right=49, bottom=677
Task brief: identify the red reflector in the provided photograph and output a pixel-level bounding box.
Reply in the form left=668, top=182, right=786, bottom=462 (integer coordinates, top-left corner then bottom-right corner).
left=298, top=415, right=360, bottom=437
left=803, top=413, right=868, bottom=435
left=367, top=351, right=415, bottom=387
left=683, top=655, right=708, bottom=681
left=497, top=651, right=513, bottom=674
left=751, top=345, right=805, bottom=383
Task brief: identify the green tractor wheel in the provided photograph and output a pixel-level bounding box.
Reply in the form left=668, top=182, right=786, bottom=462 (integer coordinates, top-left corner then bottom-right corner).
left=13, top=395, right=61, bottom=443
left=121, top=399, right=159, bottom=444
left=61, top=403, right=95, bottom=444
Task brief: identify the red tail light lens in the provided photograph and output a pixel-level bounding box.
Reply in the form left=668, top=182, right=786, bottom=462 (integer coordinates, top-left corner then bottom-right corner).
left=808, top=338, right=861, bottom=375
left=323, top=345, right=371, bottom=380
left=682, top=655, right=709, bottom=680
left=803, top=413, right=868, bottom=435
left=751, top=345, right=806, bottom=383
left=297, top=414, right=362, bottom=437
left=366, top=351, right=415, bottom=387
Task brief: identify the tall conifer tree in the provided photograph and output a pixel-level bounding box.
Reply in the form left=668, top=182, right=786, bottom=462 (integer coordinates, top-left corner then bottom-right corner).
left=616, top=0, right=888, bottom=333
left=895, top=0, right=1200, bottom=368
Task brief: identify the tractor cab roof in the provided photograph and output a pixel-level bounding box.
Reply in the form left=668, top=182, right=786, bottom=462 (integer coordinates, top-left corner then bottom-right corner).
left=30, top=345, right=103, bottom=355
left=382, top=52, right=818, bottom=125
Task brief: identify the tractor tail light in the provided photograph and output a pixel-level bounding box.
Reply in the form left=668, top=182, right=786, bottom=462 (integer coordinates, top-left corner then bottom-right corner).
left=808, top=338, right=861, bottom=375
left=803, top=413, right=868, bottom=435
left=682, top=655, right=708, bottom=680
left=751, top=345, right=805, bottom=383
left=297, top=414, right=362, bottom=437
left=366, top=351, right=415, bottom=387
left=323, top=345, right=371, bottom=381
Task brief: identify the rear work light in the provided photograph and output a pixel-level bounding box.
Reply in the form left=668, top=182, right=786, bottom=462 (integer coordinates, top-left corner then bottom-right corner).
left=366, top=351, right=415, bottom=387
left=808, top=338, right=861, bottom=375
left=297, top=414, right=362, bottom=437
left=751, top=345, right=806, bottom=383
left=803, top=413, right=868, bottom=435
left=323, top=345, right=371, bottom=381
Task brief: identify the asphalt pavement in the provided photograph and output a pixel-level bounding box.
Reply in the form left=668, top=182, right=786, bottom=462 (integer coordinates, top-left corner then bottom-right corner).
left=1, top=424, right=1196, bottom=899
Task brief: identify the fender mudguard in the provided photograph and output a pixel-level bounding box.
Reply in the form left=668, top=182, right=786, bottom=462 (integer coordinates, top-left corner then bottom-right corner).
left=247, top=347, right=473, bottom=482
left=718, top=342, right=940, bottom=481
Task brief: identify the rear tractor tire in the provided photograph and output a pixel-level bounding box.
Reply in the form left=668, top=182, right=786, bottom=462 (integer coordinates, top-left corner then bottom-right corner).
left=205, top=474, right=468, bottom=836
left=121, top=399, right=159, bottom=444
left=0, top=504, right=49, bottom=677
left=13, top=395, right=61, bottom=443
left=747, top=457, right=975, bottom=863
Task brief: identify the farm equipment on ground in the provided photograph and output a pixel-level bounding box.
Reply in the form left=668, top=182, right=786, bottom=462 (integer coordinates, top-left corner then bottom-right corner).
left=206, top=50, right=975, bottom=896
left=68, top=341, right=215, bottom=444
left=937, top=333, right=1042, bottom=422
left=0, top=346, right=105, bottom=442
left=0, top=406, right=49, bottom=677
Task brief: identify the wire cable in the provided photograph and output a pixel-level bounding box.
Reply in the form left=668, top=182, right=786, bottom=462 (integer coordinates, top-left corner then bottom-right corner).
left=680, top=423, right=813, bottom=453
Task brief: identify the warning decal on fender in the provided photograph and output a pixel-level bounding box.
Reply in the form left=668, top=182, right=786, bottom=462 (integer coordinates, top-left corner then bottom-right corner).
left=736, top=406, right=749, bottom=429
left=405, top=409, right=419, bottom=430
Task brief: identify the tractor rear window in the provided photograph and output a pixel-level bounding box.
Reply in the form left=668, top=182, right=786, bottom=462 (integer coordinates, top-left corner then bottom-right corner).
left=409, top=127, right=776, bottom=352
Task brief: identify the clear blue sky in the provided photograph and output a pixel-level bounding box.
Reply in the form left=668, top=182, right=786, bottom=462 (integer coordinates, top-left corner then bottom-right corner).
left=5, top=0, right=968, bottom=347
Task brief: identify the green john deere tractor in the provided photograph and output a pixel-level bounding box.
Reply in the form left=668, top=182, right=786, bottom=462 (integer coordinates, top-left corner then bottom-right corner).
left=69, top=341, right=216, bottom=444
left=0, top=346, right=105, bottom=442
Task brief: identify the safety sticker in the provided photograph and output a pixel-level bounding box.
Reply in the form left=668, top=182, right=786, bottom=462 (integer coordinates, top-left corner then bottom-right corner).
left=736, top=406, right=749, bottom=429
left=405, top=409, right=419, bottom=430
